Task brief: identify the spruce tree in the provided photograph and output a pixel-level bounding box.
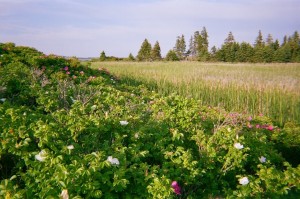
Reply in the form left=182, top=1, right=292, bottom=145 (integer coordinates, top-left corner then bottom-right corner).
left=210, top=46, right=217, bottom=61
left=254, top=30, right=264, bottom=47
left=100, top=51, right=106, bottom=61
left=236, top=42, right=254, bottom=62
left=151, top=41, right=162, bottom=61
left=224, top=31, right=235, bottom=44
left=266, top=34, right=274, bottom=46
left=193, top=31, right=200, bottom=58
left=188, top=36, right=194, bottom=58
left=128, top=53, right=135, bottom=61
left=195, top=27, right=209, bottom=61
left=220, top=32, right=238, bottom=62
left=174, top=35, right=186, bottom=60
left=253, top=30, right=266, bottom=62
left=137, top=39, right=152, bottom=61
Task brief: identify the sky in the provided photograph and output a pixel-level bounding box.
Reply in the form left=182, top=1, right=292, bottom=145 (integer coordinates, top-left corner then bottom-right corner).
left=1, top=0, right=299, bottom=57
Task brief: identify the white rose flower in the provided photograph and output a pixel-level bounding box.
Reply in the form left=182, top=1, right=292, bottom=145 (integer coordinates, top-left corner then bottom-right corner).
left=234, top=143, right=244, bottom=149
left=67, top=145, right=74, bottom=150
left=35, top=150, right=47, bottom=162
left=107, top=156, right=120, bottom=165
left=120, top=121, right=128, bottom=126
left=239, top=177, right=249, bottom=185
left=259, top=156, right=266, bottom=163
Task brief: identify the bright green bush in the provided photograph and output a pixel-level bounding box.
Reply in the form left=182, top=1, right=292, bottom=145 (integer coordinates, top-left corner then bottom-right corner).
left=0, top=43, right=300, bottom=198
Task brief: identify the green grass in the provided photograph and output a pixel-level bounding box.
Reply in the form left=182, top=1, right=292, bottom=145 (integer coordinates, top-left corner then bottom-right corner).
left=91, top=61, right=300, bottom=125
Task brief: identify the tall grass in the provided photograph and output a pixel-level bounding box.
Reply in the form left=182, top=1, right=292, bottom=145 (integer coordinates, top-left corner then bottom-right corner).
left=91, top=61, right=300, bottom=125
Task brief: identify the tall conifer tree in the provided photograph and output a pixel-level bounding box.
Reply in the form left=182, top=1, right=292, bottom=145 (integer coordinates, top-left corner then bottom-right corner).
left=174, top=35, right=186, bottom=60
left=151, top=41, right=162, bottom=61
left=137, top=39, right=152, bottom=61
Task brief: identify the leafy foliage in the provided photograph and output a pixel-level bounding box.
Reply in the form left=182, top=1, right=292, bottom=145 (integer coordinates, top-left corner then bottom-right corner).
left=0, top=43, right=300, bottom=198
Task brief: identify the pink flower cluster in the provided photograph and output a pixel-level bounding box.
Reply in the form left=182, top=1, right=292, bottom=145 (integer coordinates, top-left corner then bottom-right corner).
left=247, top=123, right=274, bottom=131
left=171, top=181, right=181, bottom=195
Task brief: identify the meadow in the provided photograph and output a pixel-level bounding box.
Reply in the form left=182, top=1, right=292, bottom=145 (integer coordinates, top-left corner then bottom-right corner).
left=91, top=61, right=300, bottom=125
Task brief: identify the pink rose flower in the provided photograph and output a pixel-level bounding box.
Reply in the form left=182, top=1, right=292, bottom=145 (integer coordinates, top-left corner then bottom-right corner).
left=171, top=181, right=181, bottom=195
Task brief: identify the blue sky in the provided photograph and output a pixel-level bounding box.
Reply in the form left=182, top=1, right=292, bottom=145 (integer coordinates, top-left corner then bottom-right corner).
left=1, top=0, right=299, bottom=57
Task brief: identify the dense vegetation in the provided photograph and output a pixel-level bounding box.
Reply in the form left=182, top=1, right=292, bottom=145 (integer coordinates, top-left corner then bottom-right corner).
left=1, top=43, right=300, bottom=198
left=92, top=62, right=300, bottom=126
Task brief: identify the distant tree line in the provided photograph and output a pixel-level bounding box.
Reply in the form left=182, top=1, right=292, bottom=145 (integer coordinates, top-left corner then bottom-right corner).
left=98, top=28, right=299, bottom=62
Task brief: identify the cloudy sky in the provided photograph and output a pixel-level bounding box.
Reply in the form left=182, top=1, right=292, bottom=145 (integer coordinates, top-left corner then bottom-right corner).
left=1, top=0, right=299, bottom=57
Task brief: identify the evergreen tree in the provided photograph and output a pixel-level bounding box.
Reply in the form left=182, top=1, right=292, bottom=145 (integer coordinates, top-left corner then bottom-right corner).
left=128, top=53, right=135, bottom=61
left=287, top=31, right=300, bottom=62
left=151, top=41, right=162, bottom=61
left=210, top=46, right=217, bottom=61
left=198, top=27, right=209, bottom=61
left=254, top=30, right=265, bottom=47
left=236, top=42, right=254, bottom=62
left=220, top=32, right=238, bottom=62
left=193, top=31, right=200, bottom=58
left=165, top=50, right=179, bottom=61
left=137, top=39, right=152, bottom=61
left=100, top=51, right=106, bottom=61
left=174, top=35, right=186, bottom=60
left=188, top=36, right=195, bottom=58
left=266, top=34, right=273, bottom=46
left=224, top=31, right=235, bottom=44
left=274, top=44, right=292, bottom=62
left=253, top=30, right=266, bottom=62
left=188, top=31, right=200, bottom=60
left=270, top=39, right=280, bottom=51
left=282, top=35, right=288, bottom=46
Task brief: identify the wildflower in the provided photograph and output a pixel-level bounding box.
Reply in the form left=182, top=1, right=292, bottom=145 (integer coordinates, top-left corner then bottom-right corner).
left=259, top=156, right=266, bottom=163
left=64, top=66, right=69, bottom=71
left=247, top=123, right=253, bottom=128
left=67, top=145, right=74, bottom=150
left=66, top=71, right=70, bottom=75
left=35, top=150, right=47, bottom=162
left=80, top=71, right=84, bottom=75
left=0, top=98, right=6, bottom=102
left=73, top=75, right=77, bottom=79
left=234, top=143, right=244, bottom=149
left=120, top=121, right=128, bottom=126
left=171, top=181, right=181, bottom=195
left=239, top=177, right=249, bottom=185
left=60, top=189, right=69, bottom=199
left=107, top=156, right=120, bottom=165
left=267, top=125, right=274, bottom=131
left=248, top=116, right=252, bottom=121
left=256, top=124, right=260, bottom=129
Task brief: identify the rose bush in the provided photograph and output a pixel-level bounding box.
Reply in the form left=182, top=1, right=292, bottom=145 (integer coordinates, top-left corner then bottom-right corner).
left=0, top=43, right=300, bottom=198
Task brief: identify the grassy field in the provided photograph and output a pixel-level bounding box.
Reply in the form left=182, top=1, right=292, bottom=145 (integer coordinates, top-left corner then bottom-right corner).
left=90, top=61, right=300, bottom=125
